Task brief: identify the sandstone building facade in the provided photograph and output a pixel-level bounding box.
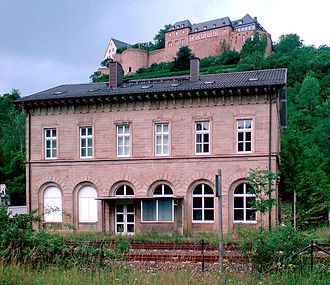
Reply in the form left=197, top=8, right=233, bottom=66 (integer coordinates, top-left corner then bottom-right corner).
left=20, top=60, right=286, bottom=234
left=103, top=14, right=272, bottom=75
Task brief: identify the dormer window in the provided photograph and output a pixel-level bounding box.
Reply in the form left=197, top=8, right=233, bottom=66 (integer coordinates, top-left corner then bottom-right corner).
left=203, top=26, right=207, bottom=30
left=213, top=24, right=216, bottom=28
left=176, top=25, right=180, bottom=28
left=194, top=28, right=198, bottom=32
left=181, top=24, right=185, bottom=27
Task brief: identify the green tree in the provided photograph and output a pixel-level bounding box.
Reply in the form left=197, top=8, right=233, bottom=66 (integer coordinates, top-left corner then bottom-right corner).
left=171, top=46, right=194, bottom=71
left=153, top=24, right=172, bottom=49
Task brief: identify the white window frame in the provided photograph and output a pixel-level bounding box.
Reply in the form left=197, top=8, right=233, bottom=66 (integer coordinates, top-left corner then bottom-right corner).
left=80, top=127, right=93, bottom=158
left=44, top=128, right=57, bottom=159
left=78, top=186, right=98, bottom=223
left=195, top=121, right=210, bottom=155
left=192, top=183, right=214, bottom=223
left=117, top=124, right=130, bottom=157
left=233, top=183, right=257, bottom=223
left=141, top=184, right=174, bottom=222
left=155, top=123, right=169, bottom=156
left=237, top=119, right=253, bottom=153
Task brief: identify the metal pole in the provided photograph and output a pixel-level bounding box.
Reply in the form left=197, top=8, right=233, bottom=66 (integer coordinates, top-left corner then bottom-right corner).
left=293, top=190, right=297, bottom=230
left=216, top=170, right=224, bottom=273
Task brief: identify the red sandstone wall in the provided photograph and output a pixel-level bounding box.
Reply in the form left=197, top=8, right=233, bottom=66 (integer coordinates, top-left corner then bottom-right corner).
left=114, top=49, right=149, bottom=74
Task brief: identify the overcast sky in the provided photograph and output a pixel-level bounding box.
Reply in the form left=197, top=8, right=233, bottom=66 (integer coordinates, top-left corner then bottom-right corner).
left=1, top=0, right=328, bottom=97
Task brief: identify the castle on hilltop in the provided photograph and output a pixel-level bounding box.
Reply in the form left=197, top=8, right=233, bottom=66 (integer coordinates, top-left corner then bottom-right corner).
left=101, top=14, right=272, bottom=75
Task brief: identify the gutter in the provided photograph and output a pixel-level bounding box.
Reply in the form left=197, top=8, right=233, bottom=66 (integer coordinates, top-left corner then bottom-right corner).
left=28, top=110, right=32, bottom=213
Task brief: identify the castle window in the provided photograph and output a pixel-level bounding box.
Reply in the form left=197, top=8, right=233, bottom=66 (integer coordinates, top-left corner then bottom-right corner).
left=176, top=25, right=180, bottom=28
left=237, top=119, right=252, bottom=153
left=203, top=26, right=207, bottom=30
left=181, top=39, right=185, bottom=45
left=141, top=184, right=174, bottom=222
left=117, top=124, right=130, bottom=157
left=213, top=24, right=216, bottom=28
left=192, top=184, right=214, bottom=222
left=155, top=123, right=169, bottom=156
left=44, top=128, right=57, bottom=159
left=181, top=24, right=185, bottom=27
left=44, top=186, right=62, bottom=223
left=169, top=33, right=172, bottom=37
left=78, top=186, right=98, bottom=223
left=175, top=31, right=178, bottom=35
left=195, top=121, right=210, bottom=154
left=194, top=28, right=198, bottom=32
left=175, top=40, right=179, bottom=46
left=242, top=35, right=245, bottom=42
left=128, top=66, right=132, bottom=72
left=234, top=183, right=256, bottom=222
left=80, top=127, right=93, bottom=158
left=116, top=185, right=134, bottom=196
left=168, top=41, right=172, bottom=47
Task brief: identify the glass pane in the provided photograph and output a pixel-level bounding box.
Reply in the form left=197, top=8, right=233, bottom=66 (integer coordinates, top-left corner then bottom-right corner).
left=116, top=204, right=123, bottom=212
left=163, top=124, right=168, bottom=132
left=81, top=128, right=86, bottom=136
left=203, top=144, right=209, bottom=153
left=124, top=146, right=130, bottom=155
left=46, top=129, right=51, bottom=137
left=127, top=224, right=134, bottom=233
left=81, top=148, right=86, bottom=157
left=163, top=145, right=168, bottom=154
left=246, top=197, right=255, bottom=208
left=193, top=184, right=203, bottom=195
left=204, top=210, right=214, bottom=221
left=116, top=186, right=124, bottom=196
left=156, top=136, right=161, bottom=144
left=118, top=146, right=123, bottom=155
left=245, top=132, right=251, bottom=141
left=87, top=138, right=92, bottom=147
left=117, top=224, right=124, bottom=233
left=52, top=149, right=56, bottom=158
left=196, top=144, right=202, bottom=153
left=142, top=200, right=156, bottom=221
left=235, top=184, right=244, bottom=194
left=203, top=185, right=213, bottom=195
left=127, top=204, right=134, bottom=212
left=196, top=134, right=202, bottom=143
left=246, top=142, right=251, bottom=151
left=238, top=132, right=243, bottom=142
left=156, top=124, right=162, bottom=133
left=203, top=134, right=209, bottom=143
left=81, top=139, right=86, bottom=147
left=52, top=140, right=56, bottom=148
left=246, top=210, right=256, bottom=221
left=246, top=184, right=253, bottom=194
left=163, top=185, right=173, bottom=195
left=163, top=135, right=168, bottom=144
left=127, top=214, right=134, bottom=223
left=88, top=128, right=92, bottom=136
left=234, top=210, right=244, bottom=221
left=193, top=197, right=202, bottom=208
left=126, top=187, right=134, bottom=196
left=158, top=199, right=172, bottom=221
left=46, top=140, right=50, bottom=148
left=116, top=214, right=124, bottom=223
left=87, top=148, right=92, bottom=157
left=124, top=125, right=130, bottom=134
left=204, top=197, right=214, bottom=208
left=193, top=210, right=202, bottom=221
left=203, top=122, right=209, bottom=130
left=234, top=197, right=244, bottom=208
left=52, top=129, right=56, bottom=137
left=156, top=145, right=161, bottom=154
left=238, top=143, right=243, bottom=152
left=245, top=120, right=252, bottom=129
left=153, top=186, right=162, bottom=195
left=124, top=136, right=130, bottom=145
left=196, top=122, right=202, bottom=131
left=237, top=120, right=244, bottom=129
left=46, top=150, right=51, bottom=158
left=117, top=125, right=123, bottom=134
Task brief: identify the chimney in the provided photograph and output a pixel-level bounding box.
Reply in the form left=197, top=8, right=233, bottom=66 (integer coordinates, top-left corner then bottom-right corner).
left=254, top=16, right=257, bottom=21
left=190, top=57, right=200, bottom=82
left=109, top=61, right=123, bottom=88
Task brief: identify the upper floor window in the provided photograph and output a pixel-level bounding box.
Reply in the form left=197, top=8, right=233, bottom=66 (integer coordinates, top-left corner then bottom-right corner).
left=155, top=123, right=169, bottom=156
left=233, top=183, right=256, bottom=222
left=192, top=183, right=214, bottom=222
left=142, top=184, right=173, bottom=222
left=195, top=121, right=210, bottom=154
left=45, top=128, right=57, bottom=159
left=80, top=127, right=93, bottom=158
left=117, top=124, right=130, bottom=157
left=237, top=119, right=252, bottom=153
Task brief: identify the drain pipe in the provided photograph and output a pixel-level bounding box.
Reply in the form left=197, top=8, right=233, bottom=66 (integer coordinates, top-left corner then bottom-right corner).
left=268, top=93, right=272, bottom=231
left=27, top=110, right=32, bottom=214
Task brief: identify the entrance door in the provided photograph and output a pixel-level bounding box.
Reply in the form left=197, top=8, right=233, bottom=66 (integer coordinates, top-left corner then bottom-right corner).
left=115, top=203, right=135, bottom=234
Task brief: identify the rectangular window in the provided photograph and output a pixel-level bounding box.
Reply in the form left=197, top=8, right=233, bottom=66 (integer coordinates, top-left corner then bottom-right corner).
left=117, top=124, right=130, bottom=157
left=44, top=128, right=57, bottom=159
left=141, top=199, right=173, bottom=222
left=155, top=123, right=169, bottom=156
left=237, top=119, right=252, bottom=153
left=80, top=127, right=93, bottom=158
left=195, top=121, right=210, bottom=154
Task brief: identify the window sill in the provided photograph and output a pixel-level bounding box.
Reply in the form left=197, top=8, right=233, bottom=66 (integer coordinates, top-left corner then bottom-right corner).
left=192, top=221, right=214, bottom=224
left=141, top=221, right=174, bottom=224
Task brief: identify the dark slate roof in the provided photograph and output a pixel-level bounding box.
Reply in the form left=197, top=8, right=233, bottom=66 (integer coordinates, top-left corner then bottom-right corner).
left=111, top=38, right=130, bottom=49
left=172, top=20, right=192, bottom=30
left=190, top=17, right=231, bottom=33
left=232, top=14, right=265, bottom=31
left=18, top=69, right=287, bottom=103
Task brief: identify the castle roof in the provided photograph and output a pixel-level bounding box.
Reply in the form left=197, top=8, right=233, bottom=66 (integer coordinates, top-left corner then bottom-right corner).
left=232, top=14, right=265, bottom=31
left=111, top=38, right=130, bottom=49
left=190, top=17, right=231, bottom=33
left=19, top=69, right=287, bottom=104
left=172, top=20, right=192, bottom=30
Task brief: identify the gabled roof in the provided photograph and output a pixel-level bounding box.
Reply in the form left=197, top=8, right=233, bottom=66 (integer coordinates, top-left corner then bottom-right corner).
left=190, top=17, right=231, bottom=33
left=232, top=14, right=265, bottom=31
left=19, top=69, right=287, bottom=103
left=172, top=20, right=192, bottom=30
left=111, top=38, right=130, bottom=49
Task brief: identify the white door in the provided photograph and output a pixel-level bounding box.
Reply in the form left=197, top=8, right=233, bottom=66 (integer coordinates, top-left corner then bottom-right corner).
left=115, top=203, right=135, bottom=234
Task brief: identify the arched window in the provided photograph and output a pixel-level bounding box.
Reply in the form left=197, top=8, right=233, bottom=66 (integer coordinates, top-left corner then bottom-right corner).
left=233, top=183, right=256, bottom=222
left=44, top=186, right=62, bottom=222
left=115, top=185, right=134, bottom=196
left=192, top=183, right=214, bottom=222
left=78, top=186, right=98, bottom=223
left=142, top=184, right=173, bottom=222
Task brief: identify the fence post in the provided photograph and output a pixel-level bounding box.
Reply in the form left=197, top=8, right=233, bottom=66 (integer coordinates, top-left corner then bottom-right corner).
left=201, top=239, right=205, bottom=272
left=310, top=240, right=314, bottom=272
